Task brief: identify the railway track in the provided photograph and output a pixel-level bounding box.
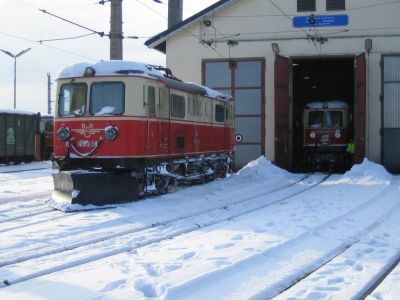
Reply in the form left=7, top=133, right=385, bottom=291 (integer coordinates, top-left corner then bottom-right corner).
left=361, top=258, right=400, bottom=299
left=0, top=174, right=312, bottom=238
left=0, top=173, right=327, bottom=287
left=0, top=166, right=52, bottom=174
left=160, top=179, right=399, bottom=300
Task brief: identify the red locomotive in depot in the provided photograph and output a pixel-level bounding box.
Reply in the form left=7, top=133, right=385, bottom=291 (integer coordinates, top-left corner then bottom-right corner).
left=52, top=61, right=234, bottom=206
left=303, top=100, right=351, bottom=170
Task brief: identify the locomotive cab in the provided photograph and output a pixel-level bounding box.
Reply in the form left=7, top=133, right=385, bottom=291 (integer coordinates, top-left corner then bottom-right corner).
left=303, top=100, right=350, bottom=170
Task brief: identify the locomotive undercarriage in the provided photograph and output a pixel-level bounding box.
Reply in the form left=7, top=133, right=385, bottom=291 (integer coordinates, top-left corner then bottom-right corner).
left=304, top=145, right=348, bottom=171
left=52, top=153, right=232, bottom=206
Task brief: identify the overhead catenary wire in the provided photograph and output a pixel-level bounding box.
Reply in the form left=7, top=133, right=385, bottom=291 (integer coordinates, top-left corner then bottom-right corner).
left=135, top=0, right=226, bottom=58
left=0, top=31, right=99, bottom=62
left=38, top=32, right=97, bottom=43
left=39, top=9, right=107, bottom=37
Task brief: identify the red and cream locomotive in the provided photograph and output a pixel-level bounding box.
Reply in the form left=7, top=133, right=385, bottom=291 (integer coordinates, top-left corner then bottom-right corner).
left=303, top=100, right=351, bottom=170
left=52, top=61, right=234, bottom=206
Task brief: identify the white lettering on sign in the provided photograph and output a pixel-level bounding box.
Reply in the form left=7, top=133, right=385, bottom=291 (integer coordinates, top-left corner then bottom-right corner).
left=77, top=140, right=98, bottom=148
left=6, top=128, right=15, bottom=145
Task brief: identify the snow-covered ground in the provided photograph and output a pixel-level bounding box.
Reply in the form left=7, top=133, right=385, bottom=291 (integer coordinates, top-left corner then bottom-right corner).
left=0, top=157, right=399, bottom=299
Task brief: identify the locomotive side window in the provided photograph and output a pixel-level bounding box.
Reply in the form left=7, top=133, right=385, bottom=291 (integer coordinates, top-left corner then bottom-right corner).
left=215, top=104, right=225, bottom=122
left=326, top=111, right=343, bottom=127
left=147, top=86, right=156, bottom=117
left=159, top=88, right=169, bottom=118
left=59, top=83, right=87, bottom=116
left=308, top=111, right=324, bottom=127
left=188, top=96, right=203, bottom=117
left=194, top=97, right=203, bottom=116
left=90, top=82, right=124, bottom=115
left=171, top=94, right=185, bottom=118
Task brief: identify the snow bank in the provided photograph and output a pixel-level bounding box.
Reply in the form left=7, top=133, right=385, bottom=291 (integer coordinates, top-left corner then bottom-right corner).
left=46, top=195, right=120, bottom=212
left=340, top=158, right=392, bottom=184
left=236, top=156, right=291, bottom=180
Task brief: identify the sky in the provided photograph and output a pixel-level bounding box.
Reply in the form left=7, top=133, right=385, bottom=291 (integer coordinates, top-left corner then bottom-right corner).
left=0, top=0, right=216, bottom=115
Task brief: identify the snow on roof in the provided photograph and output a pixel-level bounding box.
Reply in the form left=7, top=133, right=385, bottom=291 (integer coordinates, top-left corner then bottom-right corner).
left=57, top=61, right=164, bottom=80
left=0, top=109, right=39, bottom=115
left=188, top=82, right=233, bottom=100
left=305, top=100, right=349, bottom=109
left=57, top=60, right=232, bottom=101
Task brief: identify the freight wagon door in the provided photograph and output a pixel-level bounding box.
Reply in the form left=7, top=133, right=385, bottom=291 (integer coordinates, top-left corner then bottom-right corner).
left=274, top=55, right=291, bottom=170
left=382, top=55, right=400, bottom=173
left=354, top=53, right=366, bottom=164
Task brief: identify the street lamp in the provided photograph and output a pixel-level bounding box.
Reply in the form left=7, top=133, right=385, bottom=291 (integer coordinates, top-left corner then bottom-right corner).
left=0, top=48, right=31, bottom=109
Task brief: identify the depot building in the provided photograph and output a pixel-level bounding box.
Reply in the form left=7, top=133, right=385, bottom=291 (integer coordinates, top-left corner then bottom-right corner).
left=145, top=0, right=400, bottom=173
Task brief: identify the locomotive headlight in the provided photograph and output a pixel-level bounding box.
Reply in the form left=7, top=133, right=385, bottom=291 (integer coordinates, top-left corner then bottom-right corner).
left=309, top=131, right=316, bottom=139
left=334, top=130, right=341, bottom=139
left=105, top=126, right=118, bottom=141
left=57, top=127, right=70, bottom=141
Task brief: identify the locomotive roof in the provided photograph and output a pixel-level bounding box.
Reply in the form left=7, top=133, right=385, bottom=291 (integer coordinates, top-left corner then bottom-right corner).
left=305, top=100, right=349, bottom=109
left=57, top=60, right=232, bottom=101
left=0, top=109, right=40, bottom=116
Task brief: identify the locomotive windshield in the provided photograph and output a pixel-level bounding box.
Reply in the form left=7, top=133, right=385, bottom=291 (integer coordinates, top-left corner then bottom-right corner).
left=308, top=111, right=324, bottom=127
left=90, top=82, right=125, bottom=115
left=326, top=111, right=343, bottom=127
left=308, top=110, right=343, bottom=127
left=59, top=83, right=87, bottom=116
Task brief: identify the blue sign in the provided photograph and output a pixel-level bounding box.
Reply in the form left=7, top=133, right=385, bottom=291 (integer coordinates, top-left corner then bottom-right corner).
left=293, top=14, right=349, bottom=28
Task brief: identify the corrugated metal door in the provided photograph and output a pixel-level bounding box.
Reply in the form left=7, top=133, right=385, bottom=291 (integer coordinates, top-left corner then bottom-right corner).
left=203, top=59, right=265, bottom=170
left=274, top=55, right=290, bottom=169
left=354, top=53, right=366, bottom=164
left=382, top=55, right=400, bottom=173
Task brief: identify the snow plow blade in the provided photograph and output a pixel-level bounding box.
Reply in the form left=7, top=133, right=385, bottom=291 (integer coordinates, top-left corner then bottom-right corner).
left=52, top=170, right=139, bottom=206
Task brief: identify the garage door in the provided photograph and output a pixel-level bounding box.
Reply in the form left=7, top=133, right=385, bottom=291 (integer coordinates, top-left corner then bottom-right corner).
left=203, top=59, right=265, bottom=170
left=382, top=55, right=400, bottom=173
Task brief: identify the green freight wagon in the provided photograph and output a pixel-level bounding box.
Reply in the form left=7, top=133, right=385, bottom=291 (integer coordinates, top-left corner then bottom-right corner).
left=0, top=110, right=40, bottom=164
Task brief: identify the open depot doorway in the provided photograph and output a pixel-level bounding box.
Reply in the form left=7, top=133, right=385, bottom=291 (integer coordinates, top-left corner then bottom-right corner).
left=291, top=57, right=355, bottom=171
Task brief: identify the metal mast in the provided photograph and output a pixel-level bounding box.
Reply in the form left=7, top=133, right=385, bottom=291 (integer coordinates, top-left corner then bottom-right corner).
left=47, top=73, right=52, bottom=115
left=110, top=0, right=123, bottom=60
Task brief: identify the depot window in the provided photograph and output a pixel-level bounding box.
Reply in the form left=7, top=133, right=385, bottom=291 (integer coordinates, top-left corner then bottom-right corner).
left=90, top=82, right=125, bottom=115
left=297, top=0, right=316, bottom=12
left=171, top=94, right=185, bottom=118
left=327, top=0, right=345, bottom=11
left=58, top=83, right=87, bottom=116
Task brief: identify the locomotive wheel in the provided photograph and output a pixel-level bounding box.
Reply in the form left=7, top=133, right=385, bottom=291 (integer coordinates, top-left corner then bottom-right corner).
left=155, top=176, right=169, bottom=195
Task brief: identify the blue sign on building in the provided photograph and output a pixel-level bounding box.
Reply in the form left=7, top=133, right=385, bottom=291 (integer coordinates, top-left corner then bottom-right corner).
left=293, top=15, right=349, bottom=28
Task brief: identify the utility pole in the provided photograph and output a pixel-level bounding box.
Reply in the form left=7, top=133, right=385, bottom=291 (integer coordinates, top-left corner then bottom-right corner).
left=110, top=0, right=123, bottom=60
left=168, top=0, right=183, bottom=28
left=47, top=73, right=52, bottom=115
